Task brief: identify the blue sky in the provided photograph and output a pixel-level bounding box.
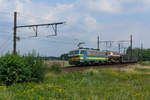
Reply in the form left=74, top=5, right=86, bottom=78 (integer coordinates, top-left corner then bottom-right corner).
left=0, top=0, right=150, bottom=56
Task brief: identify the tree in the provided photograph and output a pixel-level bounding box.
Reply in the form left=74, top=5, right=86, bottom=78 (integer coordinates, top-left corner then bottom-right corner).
left=60, top=53, right=69, bottom=60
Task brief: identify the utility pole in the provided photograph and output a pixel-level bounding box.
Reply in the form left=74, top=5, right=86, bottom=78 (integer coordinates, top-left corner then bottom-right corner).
left=140, top=43, right=143, bottom=61
left=12, top=12, right=64, bottom=54
left=118, top=43, right=120, bottom=54
left=141, top=43, right=143, bottom=50
left=130, top=35, right=133, bottom=60
left=124, top=48, right=126, bottom=54
left=97, top=36, right=100, bottom=50
left=13, top=12, right=17, bottom=54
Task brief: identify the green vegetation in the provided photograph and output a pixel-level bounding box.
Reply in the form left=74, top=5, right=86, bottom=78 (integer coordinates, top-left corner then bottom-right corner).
left=128, top=48, right=150, bottom=61
left=60, top=53, right=69, bottom=60
left=0, top=51, right=150, bottom=99
left=0, top=67, right=150, bottom=100
left=39, top=53, right=69, bottom=61
left=0, top=53, right=31, bottom=86
left=135, top=67, right=150, bottom=72
left=0, top=52, right=47, bottom=86
left=140, top=61, right=150, bottom=66
left=23, top=52, right=47, bottom=82
left=49, top=63, right=62, bottom=73
left=141, top=49, right=150, bottom=61
left=42, top=56, right=60, bottom=60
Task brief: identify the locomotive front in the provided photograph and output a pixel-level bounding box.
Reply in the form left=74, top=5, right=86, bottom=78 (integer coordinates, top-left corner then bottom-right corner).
left=68, top=49, right=85, bottom=65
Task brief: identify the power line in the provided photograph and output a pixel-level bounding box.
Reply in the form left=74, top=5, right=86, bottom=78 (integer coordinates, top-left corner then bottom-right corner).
left=0, top=40, right=12, bottom=54
left=0, top=39, right=12, bottom=48
left=18, top=36, right=74, bottom=44
left=17, top=12, right=49, bottom=21
left=0, top=34, right=12, bottom=38
left=0, top=30, right=13, bottom=33
left=13, top=12, right=65, bottom=54
left=0, top=11, right=12, bottom=15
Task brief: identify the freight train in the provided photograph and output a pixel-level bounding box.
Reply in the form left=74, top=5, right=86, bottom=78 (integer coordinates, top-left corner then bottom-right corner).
left=68, top=48, right=137, bottom=66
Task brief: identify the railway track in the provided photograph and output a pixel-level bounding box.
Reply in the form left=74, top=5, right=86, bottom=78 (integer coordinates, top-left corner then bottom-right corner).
left=62, top=63, right=136, bottom=72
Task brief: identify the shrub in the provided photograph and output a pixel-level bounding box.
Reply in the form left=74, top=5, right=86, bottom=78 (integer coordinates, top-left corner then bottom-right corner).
left=0, top=51, right=47, bottom=86
left=23, top=52, right=46, bottom=82
left=0, top=53, right=31, bottom=86
left=140, top=61, right=150, bottom=66
left=83, top=69, right=95, bottom=76
left=50, top=64, right=62, bottom=73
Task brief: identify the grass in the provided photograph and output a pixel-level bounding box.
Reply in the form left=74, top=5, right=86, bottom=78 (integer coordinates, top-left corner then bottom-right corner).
left=135, top=67, right=150, bottom=72
left=140, top=61, right=150, bottom=66
left=0, top=65, right=150, bottom=100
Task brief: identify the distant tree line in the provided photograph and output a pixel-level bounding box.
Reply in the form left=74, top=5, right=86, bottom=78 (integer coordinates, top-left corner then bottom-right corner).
left=60, top=53, right=69, bottom=60
left=41, top=54, right=69, bottom=61
left=42, top=56, right=61, bottom=60
left=127, top=47, right=150, bottom=61
left=139, top=48, right=150, bottom=61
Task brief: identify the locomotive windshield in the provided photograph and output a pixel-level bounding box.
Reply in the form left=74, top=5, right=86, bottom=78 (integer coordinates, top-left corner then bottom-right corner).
left=70, top=50, right=79, bottom=54
left=80, top=50, right=86, bottom=54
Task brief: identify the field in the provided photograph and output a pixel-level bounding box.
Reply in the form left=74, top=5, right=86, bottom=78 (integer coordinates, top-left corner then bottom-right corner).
left=45, top=60, right=70, bottom=67
left=0, top=62, right=150, bottom=100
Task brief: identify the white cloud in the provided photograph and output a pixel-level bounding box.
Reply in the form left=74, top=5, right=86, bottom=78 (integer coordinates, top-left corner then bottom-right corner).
left=15, top=0, right=24, bottom=12
left=25, top=0, right=31, bottom=3
left=76, top=0, right=150, bottom=14
left=87, top=0, right=121, bottom=13
left=0, top=0, right=2, bottom=4
left=0, top=0, right=150, bottom=55
left=84, top=15, right=104, bottom=33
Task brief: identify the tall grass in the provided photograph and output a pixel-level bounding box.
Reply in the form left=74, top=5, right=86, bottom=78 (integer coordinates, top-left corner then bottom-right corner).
left=135, top=67, right=150, bottom=72
left=0, top=69, right=150, bottom=100
left=140, top=61, right=150, bottom=66
left=49, top=64, right=62, bottom=73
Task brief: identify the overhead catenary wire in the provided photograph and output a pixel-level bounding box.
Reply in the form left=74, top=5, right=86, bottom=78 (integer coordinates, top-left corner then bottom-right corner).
left=1, top=12, right=68, bottom=55
left=0, top=39, right=12, bottom=49
left=17, top=12, right=66, bottom=35
left=17, top=12, right=50, bottom=21
left=19, top=36, right=74, bottom=44
left=0, top=11, right=12, bottom=13
left=17, top=12, right=61, bottom=27
left=17, top=34, right=80, bottom=44
left=0, top=11, right=12, bottom=15
left=0, top=30, right=13, bottom=33
left=0, top=39, right=12, bottom=55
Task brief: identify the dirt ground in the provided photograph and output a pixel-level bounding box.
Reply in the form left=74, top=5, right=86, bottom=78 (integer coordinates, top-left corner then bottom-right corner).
left=45, top=60, right=150, bottom=73
left=62, top=63, right=136, bottom=72
left=45, top=60, right=70, bottom=67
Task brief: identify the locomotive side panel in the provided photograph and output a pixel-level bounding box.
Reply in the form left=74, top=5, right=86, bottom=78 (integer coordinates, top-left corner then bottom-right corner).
left=68, top=49, right=108, bottom=65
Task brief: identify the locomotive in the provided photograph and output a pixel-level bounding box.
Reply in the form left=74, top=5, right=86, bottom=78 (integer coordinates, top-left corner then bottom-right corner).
left=68, top=48, right=137, bottom=66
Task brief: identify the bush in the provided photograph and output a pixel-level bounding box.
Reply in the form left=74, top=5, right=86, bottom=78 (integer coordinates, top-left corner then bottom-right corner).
left=50, top=64, right=62, bottom=73
left=0, top=53, right=31, bottom=86
left=23, top=52, right=46, bottom=82
left=0, top=52, right=47, bottom=86
left=140, top=61, right=150, bottom=66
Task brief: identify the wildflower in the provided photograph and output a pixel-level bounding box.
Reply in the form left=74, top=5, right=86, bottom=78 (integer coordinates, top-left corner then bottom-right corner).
left=111, top=72, right=119, bottom=76
left=39, top=96, right=43, bottom=100
left=59, top=89, right=63, bottom=93
left=35, top=85, right=42, bottom=89
left=135, top=93, right=141, bottom=96
left=132, top=72, right=138, bottom=74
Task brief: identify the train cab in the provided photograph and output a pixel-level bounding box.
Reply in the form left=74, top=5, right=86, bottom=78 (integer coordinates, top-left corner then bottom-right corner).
left=68, top=49, right=86, bottom=65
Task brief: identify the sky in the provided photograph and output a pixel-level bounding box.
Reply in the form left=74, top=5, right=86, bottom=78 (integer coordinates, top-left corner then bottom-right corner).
left=0, top=0, right=150, bottom=56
